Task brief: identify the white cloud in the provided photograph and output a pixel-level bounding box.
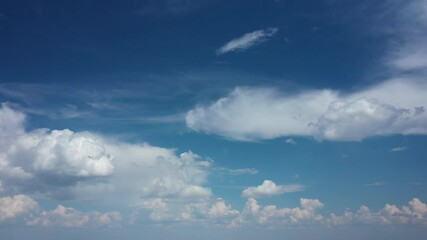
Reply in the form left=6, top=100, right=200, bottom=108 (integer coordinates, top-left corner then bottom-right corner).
left=365, top=182, right=386, bottom=187
left=216, top=28, right=278, bottom=55
left=132, top=197, right=240, bottom=226
left=0, top=103, right=212, bottom=203
left=286, top=138, right=296, bottom=144
left=215, top=167, right=258, bottom=175
left=328, top=198, right=427, bottom=225
left=186, top=78, right=427, bottom=141
left=140, top=198, right=169, bottom=221
left=209, top=198, right=240, bottom=218
left=27, top=205, right=122, bottom=227
left=242, top=180, right=304, bottom=198
left=0, top=194, right=38, bottom=222
left=242, top=197, right=324, bottom=225
left=387, top=0, right=427, bottom=72
left=391, top=146, right=407, bottom=152
left=0, top=194, right=121, bottom=227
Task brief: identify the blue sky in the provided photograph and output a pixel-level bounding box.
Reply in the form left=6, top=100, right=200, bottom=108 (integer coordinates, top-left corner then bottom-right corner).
left=1, top=0, right=427, bottom=239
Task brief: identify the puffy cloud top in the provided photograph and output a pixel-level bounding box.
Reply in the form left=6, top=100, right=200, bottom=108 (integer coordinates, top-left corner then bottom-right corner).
left=242, top=180, right=304, bottom=198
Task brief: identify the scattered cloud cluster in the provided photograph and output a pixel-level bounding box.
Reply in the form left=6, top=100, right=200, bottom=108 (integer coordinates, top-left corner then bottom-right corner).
left=242, top=180, right=304, bottom=198
left=240, top=197, right=324, bottom=225
left=216, top=28, right=278, bottom=55
left=27, top=205, right=122, bottom=228
left=0, top=194, right=121, bottom=227
left=328, top=198, right=427, bottom=225
left=186, top=78, right=427, bottom=141
left=137, top=196, right=427, bottom=227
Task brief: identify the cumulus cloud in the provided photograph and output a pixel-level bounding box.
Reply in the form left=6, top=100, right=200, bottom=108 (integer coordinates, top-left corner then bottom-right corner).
left=328, top=198, right=427, bottom=225
left=127, top=194, right=427, bottom=228
left=242, top=180, right=304, bottom=198
left=133, top=197, right=240, bottom=225
left=186, top=78, right=427, bottom=141
left=0, top=103, right=212, bottom=203
left=0, top=194, right=39, bottom=222
left=216, top=28, right=278, bottom=55
left=239, top=197, right=427, bottom=227
left=27, top=205, right=121, bottom=228
left=241, top=197, right=324, bottom=225
left=208, top=198, right=240, bottom=218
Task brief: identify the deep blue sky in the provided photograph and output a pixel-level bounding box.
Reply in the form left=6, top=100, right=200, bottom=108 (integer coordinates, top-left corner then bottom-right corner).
left=1, top=0, right=427, bottom=239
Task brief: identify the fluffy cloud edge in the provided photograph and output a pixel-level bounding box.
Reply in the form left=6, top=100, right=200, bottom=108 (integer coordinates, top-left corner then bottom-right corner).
left=242, top=180, right=304, bottom=198
left=186, top=78, right=427, bottom=141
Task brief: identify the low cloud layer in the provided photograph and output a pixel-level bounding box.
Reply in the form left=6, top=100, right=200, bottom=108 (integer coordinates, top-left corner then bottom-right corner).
left=186, top=78, right=427, bottom=141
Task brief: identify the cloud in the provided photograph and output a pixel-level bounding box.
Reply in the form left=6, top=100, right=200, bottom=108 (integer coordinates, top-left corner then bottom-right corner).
left=133, top=197, right=240, bottom=225
left=0, top=195, right=39, bottom=222
left=286, top=138, right=296, bottom=144
left=242, top=180, right=304, bottom=198
left=140, top=198, right=169, bottom=221
left=328, top=198, right=427, bottom=225
left=391, top=146, right=408, bottom=152
left=0, top=103, right=212, bottom=203
left=242, top=197, right=324, bottom=225
left=215, top=167, right=258, bottom=175
left=365, top=182, right=386, bottom=187
left=386, top=0, right=427, bottom=72
left=208, top=198, right=240, bottom=218
left=135, top=196, right=427, bottom=227
left=27, top=205, right=122, bottom=228
left=186, top=78, right=427, bottom=141
left=216, top=28, right=278, bottom=55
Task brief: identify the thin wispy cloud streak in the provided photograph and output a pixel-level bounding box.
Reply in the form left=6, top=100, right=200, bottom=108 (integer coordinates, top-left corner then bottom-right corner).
left=216, top=28, right=278, bottom=55
left=391, top=146, right=407, bottom=152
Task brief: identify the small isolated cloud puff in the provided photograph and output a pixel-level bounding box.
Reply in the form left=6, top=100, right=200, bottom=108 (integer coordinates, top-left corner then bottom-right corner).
left=186, top=78, right=427, bottom=141
left=286, top=138, right=296, bottom=144
left=391, top=146, right=408, bottom=152
left=216, top=28, right=278, bottom=55
left=242, top=180, right=304, bottom=198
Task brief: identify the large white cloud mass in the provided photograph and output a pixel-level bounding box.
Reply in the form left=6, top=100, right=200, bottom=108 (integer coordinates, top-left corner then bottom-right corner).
left=0, top=103, right=212, bottom=202
left=186, top=78, right=427, bottom=141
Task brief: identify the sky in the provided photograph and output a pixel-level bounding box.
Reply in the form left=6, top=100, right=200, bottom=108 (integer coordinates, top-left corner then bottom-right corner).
left=1, top=0, right=427, bottom=239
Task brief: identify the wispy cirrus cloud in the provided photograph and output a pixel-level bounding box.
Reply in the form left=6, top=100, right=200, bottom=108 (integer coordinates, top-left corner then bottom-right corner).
left=216, top=28, right=278, bottom=55
left=365, top=182, right=386, bottom=187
